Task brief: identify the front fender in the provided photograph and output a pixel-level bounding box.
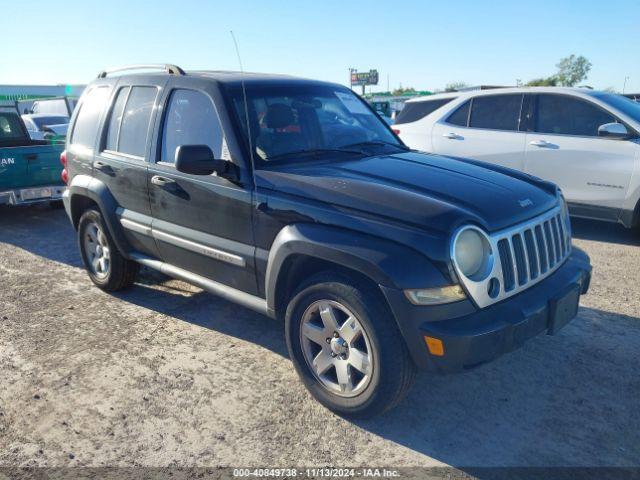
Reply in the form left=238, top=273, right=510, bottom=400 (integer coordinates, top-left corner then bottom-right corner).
left=265, top=223, right=451, bottom=312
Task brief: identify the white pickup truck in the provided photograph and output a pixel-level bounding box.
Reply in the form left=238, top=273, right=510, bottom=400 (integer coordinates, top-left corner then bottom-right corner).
left=394, top=87, right=640, bottom=229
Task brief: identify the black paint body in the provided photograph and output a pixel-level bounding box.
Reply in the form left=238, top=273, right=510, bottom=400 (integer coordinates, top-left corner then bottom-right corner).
left=63, top=71, right=592, bottom=371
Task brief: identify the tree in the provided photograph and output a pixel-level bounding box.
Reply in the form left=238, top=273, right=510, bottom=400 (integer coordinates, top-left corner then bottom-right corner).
left=445, top=81, right=469, bottom=92
left=555, top=55, right=592, bottom=86
left=392, top=86, right=417, bottom=96
left=525, top=77, right=558, bottom=87
left=525, top=54, right=592, bottom=88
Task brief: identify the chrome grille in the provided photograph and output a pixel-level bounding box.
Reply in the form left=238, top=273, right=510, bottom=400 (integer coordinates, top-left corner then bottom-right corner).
left=496, top=210, right=571, bottom=296
left=452, top=205, right=572, bottom=309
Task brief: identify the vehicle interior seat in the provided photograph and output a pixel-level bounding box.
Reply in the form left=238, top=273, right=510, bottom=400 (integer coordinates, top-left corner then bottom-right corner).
left=256, top=103, right=307, bottom=159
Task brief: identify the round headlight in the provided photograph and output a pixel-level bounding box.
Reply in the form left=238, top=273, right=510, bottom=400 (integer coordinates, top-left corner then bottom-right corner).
left=454, top=228, right=492, bottom=280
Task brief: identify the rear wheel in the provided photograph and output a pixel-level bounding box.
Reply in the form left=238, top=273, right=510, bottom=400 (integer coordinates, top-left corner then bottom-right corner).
left=78, top=209, right=138, bottom=291
left=285, top=272, right=416, bottom=418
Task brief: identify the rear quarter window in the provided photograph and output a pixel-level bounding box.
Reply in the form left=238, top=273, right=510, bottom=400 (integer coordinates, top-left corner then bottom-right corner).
left=395, top=98, right=455, bottom=124
left=70, top=86, right=110, bottom=149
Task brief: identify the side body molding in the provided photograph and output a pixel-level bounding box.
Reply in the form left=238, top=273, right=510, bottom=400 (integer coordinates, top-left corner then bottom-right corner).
left=264, top=223, right=450, bottom=314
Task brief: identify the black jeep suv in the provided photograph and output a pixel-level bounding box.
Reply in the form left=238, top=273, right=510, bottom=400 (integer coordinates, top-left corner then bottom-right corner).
left=62, top=64, right=592, bottom=417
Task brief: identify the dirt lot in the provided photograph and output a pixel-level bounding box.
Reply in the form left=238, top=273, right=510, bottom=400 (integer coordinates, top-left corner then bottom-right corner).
left=1, top=205, right=639, bottom=470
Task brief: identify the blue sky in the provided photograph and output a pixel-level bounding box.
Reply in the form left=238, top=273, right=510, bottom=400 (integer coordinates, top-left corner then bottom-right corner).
left=3, top=0, right=639, bottom=92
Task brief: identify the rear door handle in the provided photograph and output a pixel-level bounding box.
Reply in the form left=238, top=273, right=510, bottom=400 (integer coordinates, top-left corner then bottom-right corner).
left=94, top=161, right=113, bottom=172
left=529, top=139, right=553, bottom=148
left=442, top=132, right=463, bottom=140
left=151, top=175, right=176, bottom=188
left=25, top=154, right=38, bottom=161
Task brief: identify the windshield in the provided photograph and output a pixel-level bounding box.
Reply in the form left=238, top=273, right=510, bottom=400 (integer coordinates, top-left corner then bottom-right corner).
left=590, top=92, right=640, bottom=123
left=227, top=83, right=404, bottom=164
left=32, top=116, right=69, bottom=129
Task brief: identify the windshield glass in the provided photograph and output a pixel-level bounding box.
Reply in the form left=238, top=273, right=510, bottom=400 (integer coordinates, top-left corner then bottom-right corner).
left=590, top=92, right=640, bottom=123
left=32, top=116, right=69, bottom=128
left=227, top=83, right=403, bottom=164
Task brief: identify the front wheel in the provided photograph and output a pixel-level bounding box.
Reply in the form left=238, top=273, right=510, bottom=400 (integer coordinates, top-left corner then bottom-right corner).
left=285, top=273, right=416, bottom=418
left=78, top=209, right=139, bottom=291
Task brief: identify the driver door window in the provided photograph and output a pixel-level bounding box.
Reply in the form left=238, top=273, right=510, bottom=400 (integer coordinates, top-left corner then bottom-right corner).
left=160, top=89, right=225, bottom=164
left=534, top=94, right=615, bottom=136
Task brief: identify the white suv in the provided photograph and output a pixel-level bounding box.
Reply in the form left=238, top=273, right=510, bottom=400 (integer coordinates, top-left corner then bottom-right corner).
left=394, top=87, right=640, bottom=228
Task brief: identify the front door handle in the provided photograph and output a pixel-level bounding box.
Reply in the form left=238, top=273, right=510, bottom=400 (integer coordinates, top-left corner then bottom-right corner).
left=442, top=132, right=463, bottom=140
left=151, top=175, right=176, bottom=188
left=529, top=139, right=554, bottom=148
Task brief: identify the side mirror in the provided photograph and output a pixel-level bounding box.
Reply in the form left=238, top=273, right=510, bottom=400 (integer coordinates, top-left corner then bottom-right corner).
left=598, top=122, right=629, bottom=139
left=175, top=145, right=232, bottom=176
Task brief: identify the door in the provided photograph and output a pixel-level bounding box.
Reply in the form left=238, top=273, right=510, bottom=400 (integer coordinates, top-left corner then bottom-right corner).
left=524, top=93, right=637, bottom=220
left=431, top=94, right=527, bottom=170
left=92, top=82, right=163, bottom=258
left=147, top=84, right=257, bottom=295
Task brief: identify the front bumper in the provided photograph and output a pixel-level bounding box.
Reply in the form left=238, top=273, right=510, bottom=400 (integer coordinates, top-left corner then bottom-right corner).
left=381, top=247, right=592, bottom=373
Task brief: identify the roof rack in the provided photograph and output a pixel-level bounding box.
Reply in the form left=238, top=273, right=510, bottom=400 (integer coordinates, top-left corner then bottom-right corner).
left=97, top=64, right=185, bottom=79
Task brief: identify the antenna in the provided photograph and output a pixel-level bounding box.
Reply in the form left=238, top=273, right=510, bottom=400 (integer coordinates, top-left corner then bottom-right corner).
left=230, top=30, right=256, bottom=189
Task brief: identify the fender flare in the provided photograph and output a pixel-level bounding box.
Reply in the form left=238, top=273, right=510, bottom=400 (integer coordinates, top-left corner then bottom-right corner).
left=264, top=223, right=450, bottom=312
left=67, top=174, right=131, bottom=256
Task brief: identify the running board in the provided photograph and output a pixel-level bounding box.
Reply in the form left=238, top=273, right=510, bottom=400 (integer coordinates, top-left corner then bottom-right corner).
left=130, top=253, right=272, bottom=318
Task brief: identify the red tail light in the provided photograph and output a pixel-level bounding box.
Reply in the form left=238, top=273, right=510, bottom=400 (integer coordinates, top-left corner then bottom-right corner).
left=392, top=128, right=400, bottom=135
left=60, top=150, right=68, bottom=184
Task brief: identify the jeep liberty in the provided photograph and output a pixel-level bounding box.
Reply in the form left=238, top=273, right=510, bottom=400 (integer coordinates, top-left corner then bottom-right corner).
left=62, top=65, right=592, bottom=417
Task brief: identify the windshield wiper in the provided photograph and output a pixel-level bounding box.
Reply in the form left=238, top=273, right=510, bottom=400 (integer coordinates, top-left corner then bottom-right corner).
left=266, top=148, right=366, bottom=162
left=341, top=140, right=411, bottom=151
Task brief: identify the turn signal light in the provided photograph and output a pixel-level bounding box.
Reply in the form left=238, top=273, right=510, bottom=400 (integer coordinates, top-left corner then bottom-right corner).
left=392, top=128, right=400, bottom=135
left=424, top=336, right=444, bottom=356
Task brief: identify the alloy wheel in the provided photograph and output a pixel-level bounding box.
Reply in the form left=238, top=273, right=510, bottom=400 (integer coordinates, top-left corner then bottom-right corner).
left=83, top=222, right=110, bottom=279
left=300, top=299, right=373, bottom=397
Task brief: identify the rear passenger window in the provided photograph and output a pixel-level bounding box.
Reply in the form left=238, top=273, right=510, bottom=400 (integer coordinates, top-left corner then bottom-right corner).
left=446, top=100, right=470, bottom=127
left=105, top=87, right=130, bottom=151
left=468, top=94, right=522, bottom=131
left=70, top=86, right=110, bottom=148
left=534, top=94, right=616, bottom=137
left=117, top=87, right=157, bottom=157
left=395, top=98, right=455, bottom=124
left=160, top=89, right=224, bottom=164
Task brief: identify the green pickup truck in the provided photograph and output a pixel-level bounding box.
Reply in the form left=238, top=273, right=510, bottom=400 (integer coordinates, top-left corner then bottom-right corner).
left=0, top=106, right=65, bottom=206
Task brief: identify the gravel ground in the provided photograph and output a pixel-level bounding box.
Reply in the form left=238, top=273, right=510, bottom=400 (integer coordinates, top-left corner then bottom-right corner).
left=0, top=205, right=639, bottom=470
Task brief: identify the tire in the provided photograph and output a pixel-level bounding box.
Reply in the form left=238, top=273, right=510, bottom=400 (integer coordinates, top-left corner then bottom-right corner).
left=77, top=208, right=139, bottom=291
left=285, top=272, right=416, bottom=418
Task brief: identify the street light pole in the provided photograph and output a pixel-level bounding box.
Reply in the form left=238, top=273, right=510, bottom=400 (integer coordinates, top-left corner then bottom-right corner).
left=623, top=76, right=629, bottom=94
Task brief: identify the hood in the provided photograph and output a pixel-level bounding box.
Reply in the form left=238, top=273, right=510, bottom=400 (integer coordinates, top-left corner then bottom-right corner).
left=255, top=151, right=559, bottom=233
